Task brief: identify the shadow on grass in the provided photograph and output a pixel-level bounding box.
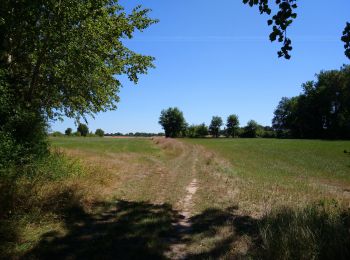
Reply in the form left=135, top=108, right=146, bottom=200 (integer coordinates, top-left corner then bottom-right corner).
left=25, top=200, right=179, bottom=259
left=19, top=195, right=350, bottom=259
left=185, top=207, right=259, bottom=259
left=24, top=198, right=259, bottom=259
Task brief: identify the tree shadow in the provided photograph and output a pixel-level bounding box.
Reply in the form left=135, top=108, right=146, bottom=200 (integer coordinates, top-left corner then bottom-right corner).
left=20, top=192, right=350, bottom=260
left=185, top=206, right=259, bottom=259
left=25, top=199, right=180, bottom=259
left=24, top=197, right=259, bottom=259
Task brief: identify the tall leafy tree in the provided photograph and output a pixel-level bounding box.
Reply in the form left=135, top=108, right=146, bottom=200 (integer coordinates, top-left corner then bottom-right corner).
left=226, top=114, right=240, bottom=138
left=209, top=116, right=223, bottom=138
left=0, top=0, right=157, bottom=159
left=95, top=128, right=104, bottom=137
left=77, top=123, right=89, bottom=137
left=159, top=107, right=187, bottom=138
left=65, top=128, right=72, bottom=136
left=273, top=65, right=350, bottom=139
left=243, top=120, right=261, bottom=138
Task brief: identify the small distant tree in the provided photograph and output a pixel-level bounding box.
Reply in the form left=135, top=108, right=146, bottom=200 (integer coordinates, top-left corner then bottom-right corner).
left=65, top=128, right=72, bottom=136
left=95, top=128, right=104, bottom=137
left=243, top=120, right=260, bottom=138
left=77, top=123, right=89, bottom=137
left=159, top=107, right=187, bottom=138
left=226, top=114, right=240, bottom=138
left=209, top=116, right=223, bottom=138
left=51, top=131, right=63, bottom=137
left=196, top=123, right=209, bottom=137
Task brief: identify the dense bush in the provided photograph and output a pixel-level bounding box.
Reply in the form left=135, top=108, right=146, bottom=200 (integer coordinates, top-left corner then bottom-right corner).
left=187, top=124, right=209, bottom=138
left=95, top=129, right=105, bottom=137
left=0, top=150, right=85, bottom=258
left=240, top=120, right=261, bottom=138
left=51, top=131, right=64, bottom=137
left=65, top=128, right=72, bottom=136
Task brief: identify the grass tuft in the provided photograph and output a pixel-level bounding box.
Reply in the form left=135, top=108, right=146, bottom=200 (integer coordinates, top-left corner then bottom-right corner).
left=259, top=200, right=350, bottom=260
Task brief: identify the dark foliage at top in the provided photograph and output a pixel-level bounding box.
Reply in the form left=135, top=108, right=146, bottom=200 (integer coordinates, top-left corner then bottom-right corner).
left=243, top=0, right=350, bottom=60
left=273, top=65, right=350, bottom=139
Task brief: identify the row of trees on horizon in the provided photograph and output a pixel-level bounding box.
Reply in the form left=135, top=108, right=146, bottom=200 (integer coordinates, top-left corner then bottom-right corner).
left=159, top=66, right=350, bottom=140
left=159, top=107, right=274, bottom=139
left=52, top=124, right=105, bottom=137
left=52, top=65, right=350, bottom=140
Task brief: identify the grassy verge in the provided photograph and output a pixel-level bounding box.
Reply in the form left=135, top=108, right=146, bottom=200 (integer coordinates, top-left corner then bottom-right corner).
left=0, top=148, right=116, bottom=258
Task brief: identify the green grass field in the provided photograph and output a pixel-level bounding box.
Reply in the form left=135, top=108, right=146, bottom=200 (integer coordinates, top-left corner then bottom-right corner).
left=185, top=138, right=350, bottom=182
left=3, top=137, right=350, bottom=259
left=51, top=136, right=161, bottom=155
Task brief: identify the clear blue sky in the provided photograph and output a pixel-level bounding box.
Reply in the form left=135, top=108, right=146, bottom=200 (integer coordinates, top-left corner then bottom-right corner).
left=51, top=0, right=350, bottom=134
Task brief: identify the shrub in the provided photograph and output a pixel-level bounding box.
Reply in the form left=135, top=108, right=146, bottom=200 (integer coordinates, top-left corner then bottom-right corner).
left=0, top=150, right=85, bottom=257
left=65, top=128, right=72, bottom=136
left=77, top=123, right=89, bottom=137
left=241, top=120, right=263, bottom=138
left=95, top=128, right=104, bottom=137
left=187, top=124, right=208, bottom=138
left=51, top=131, right=64, bottom=137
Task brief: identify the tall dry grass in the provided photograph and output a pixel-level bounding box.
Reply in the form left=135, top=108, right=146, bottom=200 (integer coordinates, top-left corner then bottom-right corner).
left=259, top=200, right=350, bottom=259
left=0, top=149, right=114, bottom=258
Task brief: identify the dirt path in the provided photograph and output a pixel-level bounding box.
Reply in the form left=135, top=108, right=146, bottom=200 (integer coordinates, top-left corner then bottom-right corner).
left=153, top=138, right=202, bottom=259
left=165, top=178, right=199, bottom=259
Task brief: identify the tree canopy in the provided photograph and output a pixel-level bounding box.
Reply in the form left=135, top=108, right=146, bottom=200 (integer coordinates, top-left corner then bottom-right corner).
left=243, top=120, right=261, bottom=138
left=226, top=114, right=240, bottom=138
left=0, top=0, right=157, bottom=121
left=209, top=116, right=223, bottom=138
left=0, top=0, right=157, bottom=162
left=273, top=65, right=350, bottom=139
left=77, top=123, right=89, bottom=137
left=159, top=107, right=187, bottom=138
left=65, top=128, right=72, bottom=136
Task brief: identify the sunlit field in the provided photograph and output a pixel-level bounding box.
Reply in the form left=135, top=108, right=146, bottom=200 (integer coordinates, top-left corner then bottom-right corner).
left=2, top=137, right=350, bottom=259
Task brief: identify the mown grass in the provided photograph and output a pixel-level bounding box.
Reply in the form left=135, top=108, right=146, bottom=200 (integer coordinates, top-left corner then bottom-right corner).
left=185, top=138, right=350, bottom=182
left=50, top=137, right=161, bottom=155
left=185, top=138, right=350, bottom=211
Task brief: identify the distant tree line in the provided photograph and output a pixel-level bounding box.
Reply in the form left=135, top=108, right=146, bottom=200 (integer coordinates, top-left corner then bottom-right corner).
left=158, top=107, right=275, bottom=138
left=105, top=132, right=165, bottom=137
left=51, top=124, right=105, bottom=137
left=160, top=66, right=350, bottom=140
left=51, top=124, right=164, bottom=138
left=273, top=65, right=350, bottom=139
